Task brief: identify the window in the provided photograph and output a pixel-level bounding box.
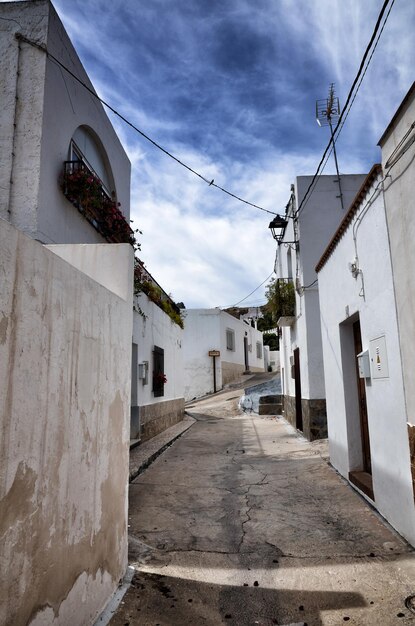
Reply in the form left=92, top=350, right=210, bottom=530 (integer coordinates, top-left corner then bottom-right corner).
left=70, top=126, right=113, bottom=195
left=256, top=341, right=262, bottom=359
left=226, top=329, right=235, bottom=351
left=152, top=346, right=165, bottom=397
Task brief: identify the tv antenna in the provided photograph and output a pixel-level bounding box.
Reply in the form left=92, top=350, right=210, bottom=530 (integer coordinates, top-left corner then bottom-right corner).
left=316, top=84, right=345, bottom=210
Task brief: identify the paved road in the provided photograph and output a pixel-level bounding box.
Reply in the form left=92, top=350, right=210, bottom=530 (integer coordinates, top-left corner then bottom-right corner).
left=111, top=391, right=415, bottom=625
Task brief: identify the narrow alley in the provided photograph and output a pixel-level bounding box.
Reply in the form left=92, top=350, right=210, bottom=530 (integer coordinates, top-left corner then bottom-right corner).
left=110, top=387, right=415, bottom=626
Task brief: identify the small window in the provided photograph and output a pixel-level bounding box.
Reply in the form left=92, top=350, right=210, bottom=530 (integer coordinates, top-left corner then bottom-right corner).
left=152, top=346, right=165, bottom=397
left=226, top=329, right=235, bottom=351
left=256, top=341, right=262, bottom=359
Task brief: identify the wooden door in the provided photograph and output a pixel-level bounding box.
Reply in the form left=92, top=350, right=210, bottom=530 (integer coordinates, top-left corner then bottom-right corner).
left=293, top=347, right=303, bottom=431
left=353, top=321, right=371, bottom=474
left=244, top=336, right=249, bottom=371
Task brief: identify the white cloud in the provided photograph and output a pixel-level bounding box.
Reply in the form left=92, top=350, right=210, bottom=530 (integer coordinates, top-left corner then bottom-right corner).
left=50, top=0, right=415, bottom=309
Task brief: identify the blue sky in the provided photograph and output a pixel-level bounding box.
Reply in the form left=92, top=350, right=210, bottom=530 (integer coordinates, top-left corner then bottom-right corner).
left=51, top=0, right=414, bottom=308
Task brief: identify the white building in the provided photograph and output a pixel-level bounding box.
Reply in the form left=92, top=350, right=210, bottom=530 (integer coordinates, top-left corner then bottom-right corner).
left=0, top=2, right=135, bottom=623
left=379, top=82, right=415, bottom=501
left=131, top=265, right=184, bottom=442
left=0, top=0, right=131, bottom=245
left=183, top=309, right=265, bottom=401
left=274, top=174, right=366, bottom=440
left=316, top=164, right=415, bottom=546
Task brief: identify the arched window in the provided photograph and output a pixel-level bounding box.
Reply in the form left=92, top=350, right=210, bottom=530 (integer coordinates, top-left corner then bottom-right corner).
left=62, top=126, right=134, bottom=245
left=69, top=126, right=114, bottom=197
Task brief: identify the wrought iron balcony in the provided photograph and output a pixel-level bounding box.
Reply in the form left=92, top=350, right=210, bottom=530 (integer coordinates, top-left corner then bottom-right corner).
left=61, top=160, right=135, bottom=246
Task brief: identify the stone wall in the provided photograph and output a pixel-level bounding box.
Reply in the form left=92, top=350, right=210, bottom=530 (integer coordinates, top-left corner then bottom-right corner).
left=283, top=394, right=296, bottom=430
left=302, top=398, right=327, bottom=440
left=283, top=395, right=327, bottom=441
left=137, top=398, right=185, bottom=442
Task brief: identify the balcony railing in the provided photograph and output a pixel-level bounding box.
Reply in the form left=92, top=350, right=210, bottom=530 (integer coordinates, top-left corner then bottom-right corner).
left=61, top=160, right=135, bottom=246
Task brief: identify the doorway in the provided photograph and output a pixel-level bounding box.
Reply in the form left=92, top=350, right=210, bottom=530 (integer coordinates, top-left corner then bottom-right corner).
left=347, top=319, right=373, bottom=499
left=244, top=336, right=249, bottom=372
left=293, top=347, right=303, bottom=431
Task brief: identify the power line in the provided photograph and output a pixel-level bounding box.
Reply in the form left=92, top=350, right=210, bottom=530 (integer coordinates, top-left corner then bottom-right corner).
left=15, top=33, right=278, bottom=217
left=295, top=0, right=395, bottom=219
left=297, top=0, right=396, bottom=218
left=223, top=271, right=274, bottom=308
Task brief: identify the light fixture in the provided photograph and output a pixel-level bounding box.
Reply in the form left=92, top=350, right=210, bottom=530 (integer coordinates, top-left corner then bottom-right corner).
left=268, top=215, right=288, bottom=242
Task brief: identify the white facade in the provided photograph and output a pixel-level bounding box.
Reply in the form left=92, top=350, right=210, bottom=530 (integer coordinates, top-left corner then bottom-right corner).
left=276, top=174, right=366, bottom=439
left=317, top=165, right=415, bottom=546
left=0, top=2, right=137, bottom=623
left=131, top=294, right=184, bottom=441
left=379, top=83, right=415, bottom=502
left=0, top=218, right=134, bottom=625
left=0, top=0, right=130, bottom=244
left=183, top=309, right=265, bottom=401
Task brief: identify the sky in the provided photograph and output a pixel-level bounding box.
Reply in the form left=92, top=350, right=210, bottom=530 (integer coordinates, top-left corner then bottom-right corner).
left=49, top=1, right=415, bottom=307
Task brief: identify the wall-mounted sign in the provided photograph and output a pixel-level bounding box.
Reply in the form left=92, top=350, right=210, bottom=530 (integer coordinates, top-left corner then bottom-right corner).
left=208, top=350, right=220, bottom=357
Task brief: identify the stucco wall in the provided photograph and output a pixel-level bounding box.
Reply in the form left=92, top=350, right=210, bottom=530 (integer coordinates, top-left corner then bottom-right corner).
left=219, top=310, right=265, bottom=374
left=0, top=219, right=133, bottom=625
left=131, top=294, right=184, bottom=439
left=182, top=309, right=222, bottom=401
left=0, top=0, right=131, bottom=244
left=380, top=88, right=415, bottom=430
left=318, top=176, right=415, bottom=546
left=182, top=309, right=264, bottom=401
left=277, top=175, right=366, bottom=404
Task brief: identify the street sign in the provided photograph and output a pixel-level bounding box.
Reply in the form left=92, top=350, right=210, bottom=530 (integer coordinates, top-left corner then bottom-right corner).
left=208, top=350, right=220, bottom=357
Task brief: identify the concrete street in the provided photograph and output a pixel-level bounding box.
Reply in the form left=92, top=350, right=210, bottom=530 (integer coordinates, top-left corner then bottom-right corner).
left=110, top=387, right=415, bottom=625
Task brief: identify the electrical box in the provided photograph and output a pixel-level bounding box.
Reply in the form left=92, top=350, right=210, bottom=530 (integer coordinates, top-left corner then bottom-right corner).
left=138, top=361, right=149, bottom=385
left=357, top=350, right=371, bottom=379
left=369, top=335, right=389, bottom=379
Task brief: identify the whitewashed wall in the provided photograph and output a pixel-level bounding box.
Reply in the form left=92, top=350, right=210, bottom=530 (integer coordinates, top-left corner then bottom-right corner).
left=0, top=219, right=133, bottom=625
left=132, top=295, right=184, bottom=406
left=0, top=0, right=130, bottom=243
left=380, top=86, right=415, bottom=440
left=318, top=174, right=415, bottom=546
left=219, top=309, right=264, bottom=373
left=268, top=350, right=280, bottom=371
left=182, top=309, right=222, bottom=401
left=182, top=309, right=264, bottom=401
left=278, top=175, right=366, bottom=403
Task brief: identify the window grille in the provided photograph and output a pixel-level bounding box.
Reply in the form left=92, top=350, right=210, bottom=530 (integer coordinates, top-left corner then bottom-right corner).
left=226, top=329, right=235, bottom=351
left=256, top=341, right=262, bottom=359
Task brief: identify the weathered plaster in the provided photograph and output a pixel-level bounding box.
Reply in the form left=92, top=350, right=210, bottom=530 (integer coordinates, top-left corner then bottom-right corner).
left=0, top=219, right=133, bottom=625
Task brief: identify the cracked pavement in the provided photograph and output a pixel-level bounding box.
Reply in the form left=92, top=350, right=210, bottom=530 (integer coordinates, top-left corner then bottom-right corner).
left=110, top=389, right=415, bottom=625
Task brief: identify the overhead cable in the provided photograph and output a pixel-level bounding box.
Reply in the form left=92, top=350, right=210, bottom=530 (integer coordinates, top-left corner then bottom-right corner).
left=224, top=271, right=275, bottom=309
left=15, top=33, right=278, bottom=216
left=295, top=0, right=395, bottom=219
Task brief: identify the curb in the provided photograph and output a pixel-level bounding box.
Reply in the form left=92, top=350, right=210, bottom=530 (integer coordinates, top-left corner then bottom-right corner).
left=129, top=417, right=195, bottom=483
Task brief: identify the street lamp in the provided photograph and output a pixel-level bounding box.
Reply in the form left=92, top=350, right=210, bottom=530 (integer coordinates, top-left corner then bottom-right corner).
left=268, top=215, right=288, bottom=242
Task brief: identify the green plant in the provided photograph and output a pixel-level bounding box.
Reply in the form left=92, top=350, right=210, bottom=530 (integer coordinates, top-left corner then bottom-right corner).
left=265, top=278, right=296, bottom=321
left=134, top=259, right=184, bottom=328
left=61, top=165, right=140, bottom=249
left=263, top=332, right=279, bottom=351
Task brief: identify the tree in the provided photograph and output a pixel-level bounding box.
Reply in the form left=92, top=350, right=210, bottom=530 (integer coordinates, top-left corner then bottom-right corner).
left=263, top=332, right=279, bottom=351
left=265, top=278, right=295, bottom=322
